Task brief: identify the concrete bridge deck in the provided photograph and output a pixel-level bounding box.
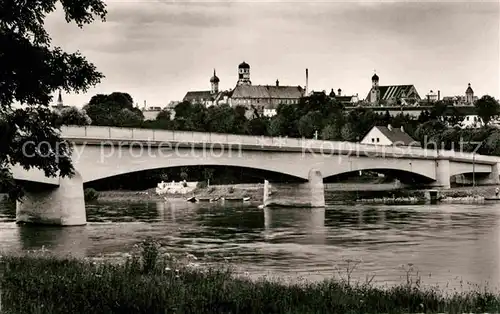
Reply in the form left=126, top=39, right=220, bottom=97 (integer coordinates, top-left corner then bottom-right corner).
left=10, top=126, right=500, bottom=226
left=61, top=126, right=498, bottom=163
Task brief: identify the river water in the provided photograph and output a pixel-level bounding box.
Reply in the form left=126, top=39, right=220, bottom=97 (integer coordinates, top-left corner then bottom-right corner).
left=1, top=197, right=500, bottom=291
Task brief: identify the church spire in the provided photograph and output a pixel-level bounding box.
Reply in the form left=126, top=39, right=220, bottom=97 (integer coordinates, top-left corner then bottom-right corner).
left=57, top=89, right=63, bottom=108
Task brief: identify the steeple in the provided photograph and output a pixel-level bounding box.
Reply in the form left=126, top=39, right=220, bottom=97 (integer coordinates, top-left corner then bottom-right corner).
left=237, top=61, right=251, bottom=86
left=371, top=70, right=379, bottom=87
left=465, top=83, right=474, bottom=105
left=57, top=89, right=63, bottom=108
left=210, top=69, right=219, bottom=94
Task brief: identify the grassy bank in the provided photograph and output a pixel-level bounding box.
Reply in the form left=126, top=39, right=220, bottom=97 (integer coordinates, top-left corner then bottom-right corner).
left=1, top=239, right=500, bottom=313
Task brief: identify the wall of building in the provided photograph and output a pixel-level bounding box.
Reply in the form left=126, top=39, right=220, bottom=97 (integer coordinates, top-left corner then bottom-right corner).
left=360, top=128, right=392, bottom=145
left=142, top=110, right=162, bottom=120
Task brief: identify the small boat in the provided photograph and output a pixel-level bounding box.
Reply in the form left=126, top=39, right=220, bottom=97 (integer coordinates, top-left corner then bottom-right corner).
left=243, top=197, right=250, bottom=202
left=258, top=204, right=265, bottom=209
left=186, top=196, right=198, bottom=203
left=485, top=197, right=500, bottom=201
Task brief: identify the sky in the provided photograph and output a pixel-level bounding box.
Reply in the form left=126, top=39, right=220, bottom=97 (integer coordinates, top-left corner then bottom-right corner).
left=45, top=0, right=500, bottom=108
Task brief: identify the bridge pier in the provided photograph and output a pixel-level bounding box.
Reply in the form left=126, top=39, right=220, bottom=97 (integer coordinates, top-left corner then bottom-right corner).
left=431, top=159, right=451, bottom=189
left=476, top=162, right=500, bottom=185
left=16, top=172, right=86, bottom=226
left=263, top=168, right=325, bottom=207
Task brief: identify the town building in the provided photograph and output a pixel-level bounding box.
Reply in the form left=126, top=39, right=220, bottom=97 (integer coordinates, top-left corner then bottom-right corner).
left=441, top=83, right=478, bottom=106
left=183, top=62, right=305, bottom=117
left=360, top=124, right=420, bottom=147
left=328, top=88, right=359, bottom=105
left=366, top=73, right=421, bottom=106
left=183, top=69, right=232, bottom=107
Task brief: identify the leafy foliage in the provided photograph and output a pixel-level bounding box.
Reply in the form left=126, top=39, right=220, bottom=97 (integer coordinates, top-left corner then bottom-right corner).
left=475, top=95, right=500, bottom=125
left=83, top=92, right=143, bottom=126
left=57, top=106, right=92, bottom=125
left=0, top=0, right=107, bottom=199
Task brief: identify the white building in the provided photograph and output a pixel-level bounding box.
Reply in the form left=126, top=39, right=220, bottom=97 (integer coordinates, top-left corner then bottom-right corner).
left=360, top=124, right=420, bottom=147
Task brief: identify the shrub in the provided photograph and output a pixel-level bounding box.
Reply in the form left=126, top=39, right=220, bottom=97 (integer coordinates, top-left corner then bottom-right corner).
left=196, top=181, right=208, bottom=189
left=140, top=237, right=160, bottom=274
left=228, top=186, right=235, bottom=194
left=84, top=188, right=99, bottom=202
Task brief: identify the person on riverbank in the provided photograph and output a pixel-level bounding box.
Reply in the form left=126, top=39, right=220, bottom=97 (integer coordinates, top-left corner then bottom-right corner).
left=496, top=187, right=499, bottom=198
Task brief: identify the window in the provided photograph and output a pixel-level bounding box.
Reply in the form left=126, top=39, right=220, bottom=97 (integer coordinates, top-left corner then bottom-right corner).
left=466, top=116, right=469, bottom=121
left=376, top=138, right=380, bottom=143
left=371, top=138, right=375, bottom=143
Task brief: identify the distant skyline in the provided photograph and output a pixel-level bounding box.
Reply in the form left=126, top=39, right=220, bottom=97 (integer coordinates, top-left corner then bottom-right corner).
left=45, top=0, right=499, bottom=107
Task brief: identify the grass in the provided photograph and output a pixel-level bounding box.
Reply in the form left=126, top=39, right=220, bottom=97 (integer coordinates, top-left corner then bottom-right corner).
left=1, top=238, right=500, bottom=314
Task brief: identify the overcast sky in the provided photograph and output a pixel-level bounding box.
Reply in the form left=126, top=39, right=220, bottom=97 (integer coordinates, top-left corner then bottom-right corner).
left=45, top=0, right=499, bottom=108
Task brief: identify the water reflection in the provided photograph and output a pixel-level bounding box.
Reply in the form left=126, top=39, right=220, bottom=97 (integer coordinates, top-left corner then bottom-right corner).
left=1, top=199, right=500, bottom=290
left=17, top=225, right=89, bottom=258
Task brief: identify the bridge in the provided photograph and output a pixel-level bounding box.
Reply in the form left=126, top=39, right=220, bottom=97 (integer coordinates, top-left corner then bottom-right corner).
left=12, top=125, right=500, bottom=226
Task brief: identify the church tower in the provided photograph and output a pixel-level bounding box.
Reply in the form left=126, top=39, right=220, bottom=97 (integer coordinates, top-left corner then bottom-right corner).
left=465, top=83, right=474, bottom=105
left=56, top=89, right=64, bottom=109
left=369, top=72, right=380, bottom=104
left=237, top=61, right=251, bottom=86
left=210, top=69, right=220, bottom=94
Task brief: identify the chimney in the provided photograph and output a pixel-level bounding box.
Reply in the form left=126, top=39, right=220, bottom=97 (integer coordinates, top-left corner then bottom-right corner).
left=388, top=124, right=393, bottom=131
left=400, top=126, right=404, bottom=132
left=305, top=68, right=309, bottom=95
left=438, top=90, right=441, bottom=101
left=338, top=88, right=342, bottom=96
left=276, top=79, right=279, bottom=87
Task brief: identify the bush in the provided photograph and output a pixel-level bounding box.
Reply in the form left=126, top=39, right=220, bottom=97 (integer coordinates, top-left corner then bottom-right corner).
left=196, top=181, right=208, bottom=189
left=84, top=188, right=99, bottom=202
left=228, top=186, right=235, bottom=194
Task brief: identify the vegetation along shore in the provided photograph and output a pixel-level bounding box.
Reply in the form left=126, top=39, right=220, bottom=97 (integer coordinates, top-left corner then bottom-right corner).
left=91, top=184, right=500, bottom=204
left=1, top=238, right=500, bottom=313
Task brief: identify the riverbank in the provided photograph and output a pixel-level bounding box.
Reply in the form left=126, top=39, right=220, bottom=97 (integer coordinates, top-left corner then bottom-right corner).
left=1, top=239, right=499, bottom=314
left=94, top=183, right=500, bottom=204
left=97, top=184, right=264, bottom=203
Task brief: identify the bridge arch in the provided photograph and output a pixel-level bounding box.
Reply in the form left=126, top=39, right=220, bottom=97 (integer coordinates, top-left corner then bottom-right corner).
left=74, top=145, right=312, bottom=183
left=323, top=168, right=435, bottom=185
left=84, top=164, right=307, bottom=187
left=315, top=156, right=437, bottom=183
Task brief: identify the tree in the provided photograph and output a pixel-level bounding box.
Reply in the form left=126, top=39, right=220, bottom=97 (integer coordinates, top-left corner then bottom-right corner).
left=83, top=92, right=142, bottom=126
left=474, top=95, right=500, bottom=125
left=57, top=107, right=92, bottom=126
left=247, top=117, right=269, bottom=136
left=179, top=167, right=188, bottom=182
left=202, top=168, right=215, bottom=186
left=114, top=108, right=143, bottom=127
left=267, top=116, right=284, bottom=137
left=0, top=0, right=106, bottom=199
left=320, top=124, right=340, bottom=141
left=340, top=123, right=357, bottom=142
left=205, top=104, right=235, bottom=133
left=298, top=111, right=322, bottom=138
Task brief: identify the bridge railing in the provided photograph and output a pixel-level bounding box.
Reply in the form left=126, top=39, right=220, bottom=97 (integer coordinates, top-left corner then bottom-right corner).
left=60, top=126, right=499, bottom=163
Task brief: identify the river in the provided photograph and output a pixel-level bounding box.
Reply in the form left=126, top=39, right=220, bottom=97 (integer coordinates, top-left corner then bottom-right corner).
left=1, top=196, right=500, bottom=292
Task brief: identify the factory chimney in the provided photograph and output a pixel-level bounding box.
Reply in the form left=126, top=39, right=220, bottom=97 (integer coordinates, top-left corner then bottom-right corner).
left=305, top=68, right=309, bottom=96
